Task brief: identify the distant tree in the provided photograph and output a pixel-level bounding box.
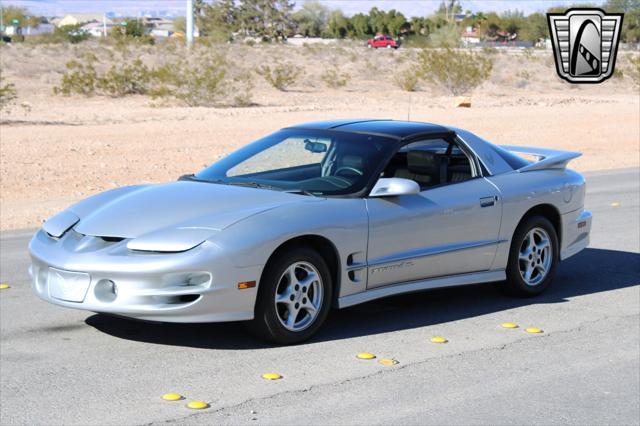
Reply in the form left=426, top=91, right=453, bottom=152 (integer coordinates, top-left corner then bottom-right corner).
left=410, top=16, right=431, bottom=36
left=291, top=1, right=330, bottom=37
left=604, top=0, right=640, bottom=43
left=112, top=18, right=145, bottom=38
left=501, top=9, right=525, bottom=35
left=0, top=6, right=40, bottom=30
left=236, top=0, right=294, bottom=41
left=386, top=9, right=409, bottom=36
left=518, top=12, right=548, bottom=42
left=350, top=13, right=371, bottom=38
left=197, top=0, right=236, bottom=41
left=437, top=0, right=462, bottom=23
left=368, top=7, right=387, bottom=34
left=325, top=10, right=350, bottom=38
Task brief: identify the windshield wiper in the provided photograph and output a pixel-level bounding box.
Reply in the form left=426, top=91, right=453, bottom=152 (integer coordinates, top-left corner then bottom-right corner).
left=225, top=181, right=279, bottom=190
left=283, top=189, right=320, bottom=197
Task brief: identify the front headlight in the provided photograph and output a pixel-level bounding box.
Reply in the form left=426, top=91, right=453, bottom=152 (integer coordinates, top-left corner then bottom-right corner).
left=42, top=211, right=80, bottom=238
left=126, top=227, right=218, bottom=253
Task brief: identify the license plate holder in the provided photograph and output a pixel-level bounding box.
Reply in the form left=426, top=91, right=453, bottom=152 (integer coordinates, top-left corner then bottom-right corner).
left=48, top=268, right=91, bottom=303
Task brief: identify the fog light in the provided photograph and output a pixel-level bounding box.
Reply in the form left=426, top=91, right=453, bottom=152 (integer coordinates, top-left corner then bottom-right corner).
left=95, top=279, right=117, bottom=303
left=186, top=273, right=210, bottom=286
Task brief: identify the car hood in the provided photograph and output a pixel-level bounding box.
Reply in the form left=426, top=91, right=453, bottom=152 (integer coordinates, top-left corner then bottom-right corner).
left=72, top=181, right=311, bottom=240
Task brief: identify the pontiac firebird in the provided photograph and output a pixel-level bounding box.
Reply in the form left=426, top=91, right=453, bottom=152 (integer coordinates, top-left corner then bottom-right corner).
left=29, top=120, right=592, bottom=344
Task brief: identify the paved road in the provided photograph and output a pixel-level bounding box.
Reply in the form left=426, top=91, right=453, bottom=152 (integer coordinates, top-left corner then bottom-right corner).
left=1, top=168, right=639, bottom=426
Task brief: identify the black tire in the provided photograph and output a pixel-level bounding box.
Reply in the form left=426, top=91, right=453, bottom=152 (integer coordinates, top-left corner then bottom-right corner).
left=502, top=215, right=559, bottom=297
left=248, top=245, right=333, bottom=345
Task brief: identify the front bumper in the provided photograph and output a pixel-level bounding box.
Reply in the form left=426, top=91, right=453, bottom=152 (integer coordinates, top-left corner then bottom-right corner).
left=29, top=229, right=262, bottom=323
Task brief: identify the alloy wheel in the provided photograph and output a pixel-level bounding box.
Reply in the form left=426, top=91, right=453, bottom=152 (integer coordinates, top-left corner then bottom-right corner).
left=518, top=227, right=552, bottom=286
left=274, top=261, right=323, bottom=332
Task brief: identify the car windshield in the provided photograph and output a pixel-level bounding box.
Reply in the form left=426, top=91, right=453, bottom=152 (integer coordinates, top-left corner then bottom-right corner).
left=193, top=129, right=396, bottom=196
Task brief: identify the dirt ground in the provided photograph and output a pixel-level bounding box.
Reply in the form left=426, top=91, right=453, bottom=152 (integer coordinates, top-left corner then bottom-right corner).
left=1, top=41, right=639, bottom=230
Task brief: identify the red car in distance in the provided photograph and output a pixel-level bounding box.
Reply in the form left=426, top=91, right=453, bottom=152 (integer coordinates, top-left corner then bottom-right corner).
left=367, top=35, right=400, bottom=49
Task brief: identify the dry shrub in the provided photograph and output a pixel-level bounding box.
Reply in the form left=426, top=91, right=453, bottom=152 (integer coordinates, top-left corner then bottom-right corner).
left=416, top=48, right=493, bottom=96
left=97, top=59, right=151, bottom=96
left=394, top=67, right=420, bottom=91
left=0, top=73, right=17, bottom=111
left=257, top=62, right=298, bottom=91
left=151, top=54, right=227, bottom=106
left=231, top=73, right=255, bottom=107
left=321, top=64, right=350, bottom=88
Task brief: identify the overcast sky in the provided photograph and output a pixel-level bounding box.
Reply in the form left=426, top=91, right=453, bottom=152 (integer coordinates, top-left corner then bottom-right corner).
left=3, top=0, right=598, bottom=17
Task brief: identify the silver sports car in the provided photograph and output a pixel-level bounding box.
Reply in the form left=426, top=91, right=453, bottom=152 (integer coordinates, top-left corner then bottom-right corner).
left=29, top=120, right=592, bottom=344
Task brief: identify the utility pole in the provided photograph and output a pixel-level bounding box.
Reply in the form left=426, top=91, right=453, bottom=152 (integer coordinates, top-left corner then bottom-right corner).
left=186, top=0, right=194, bottom=46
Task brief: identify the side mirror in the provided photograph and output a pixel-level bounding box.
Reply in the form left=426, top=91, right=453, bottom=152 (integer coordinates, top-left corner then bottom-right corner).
left=369, top=178, right=420, bottom=197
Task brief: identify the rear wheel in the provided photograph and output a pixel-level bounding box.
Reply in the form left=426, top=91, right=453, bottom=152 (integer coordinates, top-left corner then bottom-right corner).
left=248, top=246, right=332, bottom=344
left=503, top=215, right=558, bottom=297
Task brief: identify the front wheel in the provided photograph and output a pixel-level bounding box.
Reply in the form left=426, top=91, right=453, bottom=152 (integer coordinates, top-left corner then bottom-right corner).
left=503, top=215, right=559, bottom=297
left=248, top=246, right=332, bottom=344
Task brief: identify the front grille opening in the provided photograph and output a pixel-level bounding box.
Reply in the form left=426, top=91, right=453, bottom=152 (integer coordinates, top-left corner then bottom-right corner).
left=99, top=236, right=125, bottom=243
left=178, top=294, right=200, bottom=303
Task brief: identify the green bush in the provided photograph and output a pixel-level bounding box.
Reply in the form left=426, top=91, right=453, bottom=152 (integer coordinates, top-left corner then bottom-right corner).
left=55, top=24, right=90, bottom=44
left=402, top=35, right=430, bottom=48
left=394, top=67, right=419, bottom=91
left=257, top=62, right=298, bottom=91
left=416, top=48, right=493, bottom=96
left=151, top=54, right=227, bottom=106
left=321, top=65, right=350, bottom=88
left=230, top=73, right=255, bottom=107
left=97, top=59, right=151, bottom=96
left=54, top=59, right=99, bottom=95
left=0, top=74, right=17, bottom=111
left=428, top=25, right=460, bottom=48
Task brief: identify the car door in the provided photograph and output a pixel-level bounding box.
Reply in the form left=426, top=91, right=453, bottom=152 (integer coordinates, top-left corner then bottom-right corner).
left=365, top=141, right=502, bottom=289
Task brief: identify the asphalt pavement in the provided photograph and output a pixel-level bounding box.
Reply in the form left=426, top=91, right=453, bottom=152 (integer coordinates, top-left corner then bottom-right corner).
left=1, top=168, right=638, bottom=426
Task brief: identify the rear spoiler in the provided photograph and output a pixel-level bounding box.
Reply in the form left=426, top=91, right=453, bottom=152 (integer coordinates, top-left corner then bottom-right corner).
left=500, top=145, right=582, bottom=172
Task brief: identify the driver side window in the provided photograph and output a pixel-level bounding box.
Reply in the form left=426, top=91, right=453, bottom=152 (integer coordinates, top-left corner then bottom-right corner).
left=382, top=138, right=476, bottom=190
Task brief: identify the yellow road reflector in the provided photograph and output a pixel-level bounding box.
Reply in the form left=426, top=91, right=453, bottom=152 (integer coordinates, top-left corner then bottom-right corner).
left=378, top=358, right=399, bottom=366
left=501, top=322, right=518, bottom=329
left=262, top=372, right=282, bottom=380
left=525, top=327, right=543, bottom=333
left=430, top=336, right=448, bottom=343
left=186, top=400, right=209, bottom=410
left=356, top=352, right=376, bottom=359
left=162, top=393, right=183, bottom=401
left=0, top=284, right=10, bottom=289
left=611, top=202, right=620, bottom=207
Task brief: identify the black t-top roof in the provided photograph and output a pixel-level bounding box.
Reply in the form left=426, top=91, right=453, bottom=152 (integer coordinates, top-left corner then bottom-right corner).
left=286, top=119, right=453, bottom=140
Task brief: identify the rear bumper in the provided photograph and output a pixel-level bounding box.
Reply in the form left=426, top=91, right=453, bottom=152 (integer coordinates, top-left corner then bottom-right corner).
left=560, top=208, right=592, bottom=260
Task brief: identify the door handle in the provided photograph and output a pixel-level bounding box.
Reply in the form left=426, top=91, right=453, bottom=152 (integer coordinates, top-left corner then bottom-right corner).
left=480, top=196, right=496, bottom=207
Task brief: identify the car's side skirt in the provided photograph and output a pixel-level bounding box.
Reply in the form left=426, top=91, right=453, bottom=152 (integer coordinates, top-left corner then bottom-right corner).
left=337, top=270, right=506, bottom=309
